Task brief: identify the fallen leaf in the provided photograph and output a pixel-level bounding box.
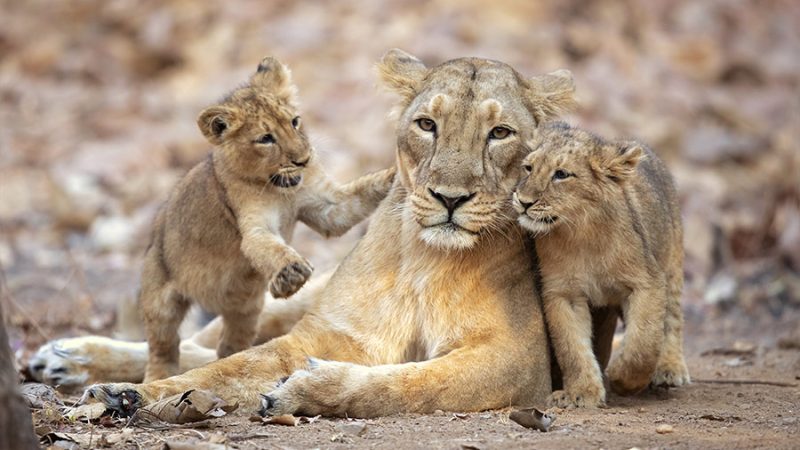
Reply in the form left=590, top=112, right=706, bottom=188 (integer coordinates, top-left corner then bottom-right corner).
left=509, top=407, right=556, bottom=432
left=163, top=440, right=227, bottom=450
left=250, top=414, right=319, bottom=426
left=65, top=402, right=107, bottom=421
left=130, top=389, right=237, bottom=425
left=21, top=383, right=63, bottom=409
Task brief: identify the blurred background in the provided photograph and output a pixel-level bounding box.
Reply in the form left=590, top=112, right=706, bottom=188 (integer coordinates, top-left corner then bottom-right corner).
left=1, top=0, right=798, bottom=354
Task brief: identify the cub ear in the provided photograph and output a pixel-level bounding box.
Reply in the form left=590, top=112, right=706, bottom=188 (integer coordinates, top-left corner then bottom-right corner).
left=376, top=48, right=428, bottom=103
left=592, top=142, right=646, bottom=183
left=526, top=69, right=578, bottom=123
left=251, top=56, right=298, bottom=102
left=197, top=105, right=243, bottom=145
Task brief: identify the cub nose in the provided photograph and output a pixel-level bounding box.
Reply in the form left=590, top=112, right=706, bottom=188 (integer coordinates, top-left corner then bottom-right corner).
left=429, top=189, right=475, bottom=216
left=519, top=198, right=539, bottom=211
left=291, top=157, right=310, bottom=167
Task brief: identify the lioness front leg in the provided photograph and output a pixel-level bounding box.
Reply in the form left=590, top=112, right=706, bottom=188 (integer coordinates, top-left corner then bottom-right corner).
left=261, top=344, right=542, bottom=418
left=608, top=284, right=667, bottom=395
left=83, top=318, right=362, bottom=414
left=544, top=294, right=605, bottom=408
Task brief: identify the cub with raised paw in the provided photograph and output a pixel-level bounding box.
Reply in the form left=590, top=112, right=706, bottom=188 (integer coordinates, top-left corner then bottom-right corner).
left=513, top=123, right=689, bottom=408
left=138, top=57, right=395, bottom=382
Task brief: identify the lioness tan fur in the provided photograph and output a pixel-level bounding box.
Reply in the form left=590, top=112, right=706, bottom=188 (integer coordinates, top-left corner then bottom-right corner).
left=139, top=57, right=395, bottom=382
left=513, top=123, right=690, bottom=408
left=78, top=50, right=583, bottom=418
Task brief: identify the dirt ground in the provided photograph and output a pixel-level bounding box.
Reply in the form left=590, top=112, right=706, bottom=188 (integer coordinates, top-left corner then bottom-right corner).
left=23, top=315, right=800, bottom=449
left=2, top=0, right=799, bottom=448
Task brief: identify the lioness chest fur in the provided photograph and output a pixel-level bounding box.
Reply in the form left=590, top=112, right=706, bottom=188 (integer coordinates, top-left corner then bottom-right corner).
left=513, top=123, right=690, bottom=408
left=139, top=57, right=394, bottom=382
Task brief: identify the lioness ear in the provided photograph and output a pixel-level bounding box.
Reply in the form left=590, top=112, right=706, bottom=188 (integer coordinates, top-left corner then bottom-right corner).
left=376, top=48, right=428, bottom=103
left=251, top=56, right=298, bottom=103
left=592, top=142, right=646, bottom=183
left=197, top=105, right=243, bottom=145
left=526, top=69, right=578, bottom=122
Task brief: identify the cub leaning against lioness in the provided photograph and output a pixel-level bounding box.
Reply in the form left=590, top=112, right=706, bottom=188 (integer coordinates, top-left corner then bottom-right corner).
left=513, top=123, right=690, bottom=408
left=139, top=57, right=395, bottom=382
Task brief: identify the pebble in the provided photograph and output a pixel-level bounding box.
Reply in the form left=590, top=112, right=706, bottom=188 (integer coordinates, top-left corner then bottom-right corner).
left=656, top=424, right=674, bottom=434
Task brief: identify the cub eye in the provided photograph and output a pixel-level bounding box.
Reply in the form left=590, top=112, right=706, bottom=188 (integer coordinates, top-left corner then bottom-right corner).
left=256, top=134, right=276, bottom=145
left=553, top=169, right=572, bottom=180
left=291, top=116, right=301, bottom=129
left=416, top=118, right=436, bottom=133
left=489, top=126, right=513, bottom=140
left=523, top=164, right=532, bottom=173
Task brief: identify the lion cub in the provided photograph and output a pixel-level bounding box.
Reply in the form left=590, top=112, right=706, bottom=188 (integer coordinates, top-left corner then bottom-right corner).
left=139, top=57, right=395, bottom=382
left=513, top=123, right=689, bottom=407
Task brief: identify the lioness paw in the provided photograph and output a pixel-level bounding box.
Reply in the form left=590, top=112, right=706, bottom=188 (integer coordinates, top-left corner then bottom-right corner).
left=269, top=259, right=313, bottom=298
left=547, top=386, right=605, bottom=408
left=81, top=383, right=146, bottom=417
left=259, top=358, right=352, bottom=417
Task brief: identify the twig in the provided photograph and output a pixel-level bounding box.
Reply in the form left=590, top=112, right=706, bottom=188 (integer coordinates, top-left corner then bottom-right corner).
left=694, top=378, right=798, bottom=388
left=228, top=432, right=278, bottom=441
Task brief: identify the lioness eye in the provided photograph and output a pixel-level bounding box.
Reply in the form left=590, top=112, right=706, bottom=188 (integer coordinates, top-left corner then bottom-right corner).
left=523, top=164, right=532, bottom=173
left=256, top=134, right=276, bottom=145
left=489, top=126, right=513, bottom=140
left=416, top=118, right=436, bottom=133
left=553, top=169, right=572, bottom=180
left=292, top=116, right=301, bottom=129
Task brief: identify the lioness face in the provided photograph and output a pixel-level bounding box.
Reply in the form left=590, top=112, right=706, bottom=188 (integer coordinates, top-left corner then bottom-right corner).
left=197, top=57, right=313, bottom=188
left=377, top=49, right=577, bottom=250
left=513, top=124, right=644, bottom=234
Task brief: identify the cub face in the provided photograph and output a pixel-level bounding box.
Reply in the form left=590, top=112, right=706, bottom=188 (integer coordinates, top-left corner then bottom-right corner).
left=197, top=57, right=312, bottom=188
left=376, top=49, right=577, bottom=250
left=513, top=124, right=645, bottom=234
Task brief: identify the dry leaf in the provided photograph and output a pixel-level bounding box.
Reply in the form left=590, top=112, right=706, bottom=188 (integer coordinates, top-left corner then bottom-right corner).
left=65, top=402, right=107, bottom=421
left=249, top=414, right=320, bottom=426
left=509, top=407, right=556, bottom=432
left=131, top=389, right=237, bottom=425
left=21, top=383, right=63, bottom=409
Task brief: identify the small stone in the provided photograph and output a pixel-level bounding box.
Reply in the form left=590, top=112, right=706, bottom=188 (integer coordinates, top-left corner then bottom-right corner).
left=335, top=421, right=367, bottom=437
left=656, top=424, right=674, bottom=434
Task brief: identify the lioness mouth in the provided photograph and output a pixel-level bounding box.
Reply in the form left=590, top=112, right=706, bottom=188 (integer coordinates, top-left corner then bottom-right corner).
left=270, top=174, right=303, bottom=188
left=433, top=222, right=478, bottom=235
left=537, top=216, right=558, bottom=224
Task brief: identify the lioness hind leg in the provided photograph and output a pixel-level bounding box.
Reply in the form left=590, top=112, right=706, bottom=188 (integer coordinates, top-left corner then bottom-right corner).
left=651, top=266, right=690, bottom=388
left=141, top=284, right=190, bottom=383
left=608, top=284, right=667, bottom=395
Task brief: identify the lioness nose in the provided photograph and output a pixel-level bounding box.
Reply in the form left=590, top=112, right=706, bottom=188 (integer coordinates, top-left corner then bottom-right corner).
left=429, top=189, right=475, bottom=216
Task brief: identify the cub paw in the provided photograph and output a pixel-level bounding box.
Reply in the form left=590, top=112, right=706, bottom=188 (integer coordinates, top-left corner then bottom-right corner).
left=547, top=385, right=605, bottom=408
left=651, top=358, right=691, bottom=388
left=269, top=259, right=313, bottom=299
left=81, top=383, right=147, bottom=417
left=607, top=360, right=651, bottom=396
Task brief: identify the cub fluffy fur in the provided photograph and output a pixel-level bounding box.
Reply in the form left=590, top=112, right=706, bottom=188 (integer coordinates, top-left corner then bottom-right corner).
left=513, top=123, right=690, bottom=408
left=139, top=57, right=395, bottom=382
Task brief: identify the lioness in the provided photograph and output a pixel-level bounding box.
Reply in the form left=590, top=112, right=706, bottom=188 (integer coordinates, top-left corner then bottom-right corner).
left=513, top=123, right=690, bottom=408
left=43, top=50, right=590, bottom=418
left=137, top=56, right=395, bottom=382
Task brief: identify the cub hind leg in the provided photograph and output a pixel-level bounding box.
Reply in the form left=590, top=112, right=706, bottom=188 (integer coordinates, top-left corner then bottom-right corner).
left=651, top=262, right=690, bottom=387
left=141, top=283, right=190, bottom=383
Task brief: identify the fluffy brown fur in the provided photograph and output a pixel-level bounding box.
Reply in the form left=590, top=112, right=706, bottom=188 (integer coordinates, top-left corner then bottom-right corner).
left=138, top=57, right=395, bottom=382
left=513, top=123, right=690, bottom=408
left=79, top=50, right=583, bottom=417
